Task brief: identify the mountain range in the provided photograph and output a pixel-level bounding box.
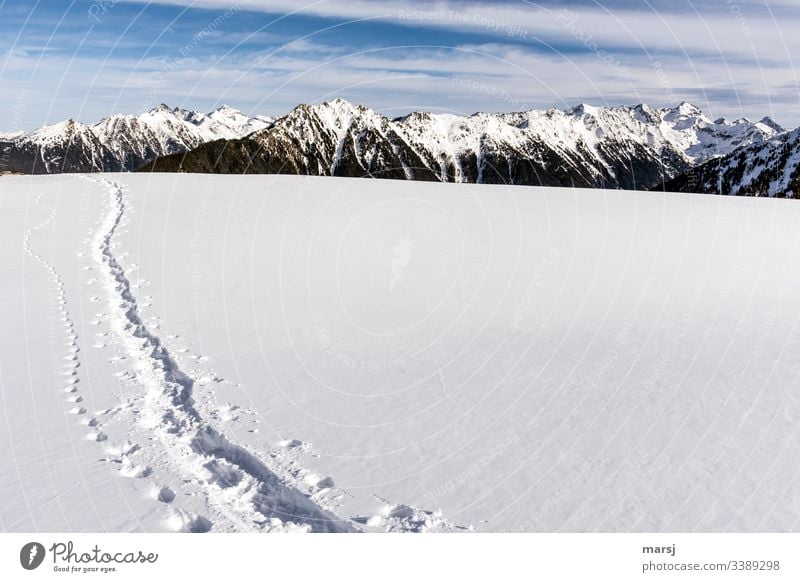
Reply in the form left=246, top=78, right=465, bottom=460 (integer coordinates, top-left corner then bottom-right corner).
left=660, top=125, right=800, bottom=197
left=3, top=99, right=795, bottom=196
left=0, top=104, right=273, bottom=174
left=139, top=99, right=784, bottom=192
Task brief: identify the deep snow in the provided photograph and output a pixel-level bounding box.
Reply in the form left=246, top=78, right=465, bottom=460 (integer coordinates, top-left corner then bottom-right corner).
left=2, top=173, right=800, bottom=533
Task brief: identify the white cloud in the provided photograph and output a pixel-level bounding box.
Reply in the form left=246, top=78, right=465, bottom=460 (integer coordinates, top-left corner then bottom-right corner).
left=121, top=0, right=800, bottom=63
left=2, top=0, right=798, bottom=129
left=3, top=33, right=798, bottom=131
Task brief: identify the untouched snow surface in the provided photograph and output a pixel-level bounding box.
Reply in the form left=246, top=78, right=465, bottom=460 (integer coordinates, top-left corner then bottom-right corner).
left=2, top=173, right=800, bottom=533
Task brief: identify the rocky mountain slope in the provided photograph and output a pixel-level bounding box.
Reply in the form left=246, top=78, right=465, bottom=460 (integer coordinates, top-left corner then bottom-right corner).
left=0, top=105, right=273, bottom=174
left=140, top=99, right=782, bottom=191
left=659, top=126, right=800, bottom=197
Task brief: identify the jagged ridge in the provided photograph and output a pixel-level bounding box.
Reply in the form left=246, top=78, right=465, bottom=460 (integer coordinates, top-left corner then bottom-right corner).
left=0, top=104, right=273, bottom=174
left=659, top=126, right=800, bottom=197
left=140, top=98, right=782, bottom=191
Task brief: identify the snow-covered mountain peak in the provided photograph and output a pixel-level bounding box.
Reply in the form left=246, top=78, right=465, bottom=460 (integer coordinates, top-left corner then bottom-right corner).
left=663, top=123, right=800, bottom=197
left=661, top=103, right=707, bottom=129
left=277, top=99, right=386, bottom=137
left=147, top=103, right=178, bottom=115
left=312, top=98, right=369, bottom=119
left=675, top=101, right=704, bottom=116
left=1, top=104, right=275, bottom=173
left=25, top=119, right=87, bottom=144
left=630, top=103, right=660, bottom=123
left=1, top=99, right=788, bottom=184
left=207, top=105, right=273, bottom=138
left=757, top=116, right=783, bottom=132
left=228, top=98, right=787, bottom=187
left=572, top=103, right=602, bottom=117
left=321, top=97, right=364, bottom=110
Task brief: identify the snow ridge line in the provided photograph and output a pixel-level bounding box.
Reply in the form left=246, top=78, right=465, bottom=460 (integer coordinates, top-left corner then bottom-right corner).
left=86, top=176, right=355, bottom=533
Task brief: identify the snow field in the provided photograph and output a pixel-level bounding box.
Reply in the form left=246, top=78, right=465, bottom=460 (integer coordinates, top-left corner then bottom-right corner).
left=2, top=173, right=800, bottom=532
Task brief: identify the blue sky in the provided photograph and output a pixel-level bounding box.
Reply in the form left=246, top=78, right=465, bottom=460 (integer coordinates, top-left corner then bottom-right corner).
left=1, top=0, right=799, bottom=130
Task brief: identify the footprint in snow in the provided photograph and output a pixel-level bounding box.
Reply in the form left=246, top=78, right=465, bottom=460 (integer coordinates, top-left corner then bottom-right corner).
left=303, top=474, right=335, bottom=490
left=366, top=500, right=460, bottom=533
left=212, top=403, right=239, bottom=422
left=154, top=486, right=175, bottom=503
left=105, top=440, right=140, bottom=456
left=95, top=406, right=119, bottom=417
left=164, top=509, right=212, bottom=533
left=278, top=439, right=307, bottom=450
left=203, top=460, right=243, bottom=489
left=86, top=430, right=108, bottom=442
left=196, top=374, right=221, bottom=386
left=119, top=457, right=151, bottom=478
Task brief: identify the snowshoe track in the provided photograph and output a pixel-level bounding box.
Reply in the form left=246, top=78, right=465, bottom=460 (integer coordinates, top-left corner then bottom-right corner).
left=86, top=176, right=354, bottom=533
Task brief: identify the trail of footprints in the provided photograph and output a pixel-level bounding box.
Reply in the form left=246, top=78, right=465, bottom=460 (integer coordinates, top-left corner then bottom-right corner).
left=24, top=186, right=191, bottom=530
left=27, top=178, right=443, bottom=533
left=80, top=176, right=349, bottom=532
left=23, top=193, right=105, bottom=438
